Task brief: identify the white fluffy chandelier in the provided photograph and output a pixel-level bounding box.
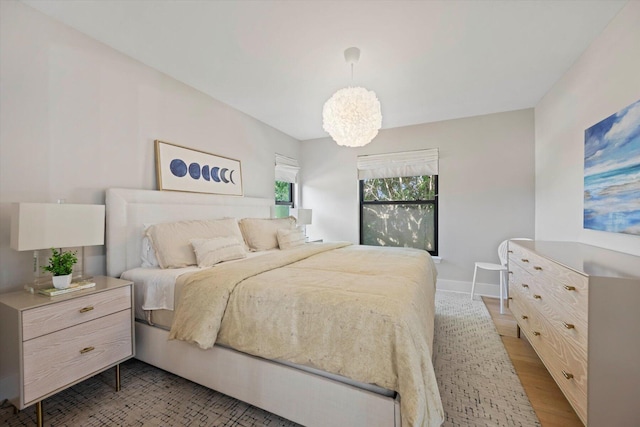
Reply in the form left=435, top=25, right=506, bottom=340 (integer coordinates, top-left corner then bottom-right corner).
left=322, top=47, right=382, bottom=147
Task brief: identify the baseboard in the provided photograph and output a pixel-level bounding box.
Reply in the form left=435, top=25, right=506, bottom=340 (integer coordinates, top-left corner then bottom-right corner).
left=436, top=279, right=500, bottom=298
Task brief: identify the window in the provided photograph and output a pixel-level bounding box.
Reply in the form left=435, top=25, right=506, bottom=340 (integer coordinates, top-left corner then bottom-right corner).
left=357, top=148, right=439, bottom=256
left=275, top=180, right=294, bottom=207
left=274, top=154, right=299, bottom=217
left=360, top=175, right=438, bottom=255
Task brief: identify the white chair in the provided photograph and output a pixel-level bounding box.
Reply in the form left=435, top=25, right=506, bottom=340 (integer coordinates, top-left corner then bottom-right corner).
left=470, top=238, right=531, bottom=314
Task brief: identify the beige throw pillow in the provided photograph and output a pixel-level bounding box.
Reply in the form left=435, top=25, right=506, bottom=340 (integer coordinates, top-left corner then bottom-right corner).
left=276, top=228, right=306, bottom=250
left=146, top=218, right=245, bottom=268
left=190, top=237, right=246, bottom=267
left=239, top=217, right=296, bottom=251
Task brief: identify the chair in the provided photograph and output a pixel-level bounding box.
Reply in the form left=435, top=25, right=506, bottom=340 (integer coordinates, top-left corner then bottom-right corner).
left=471, top=238, right=531, bottom=314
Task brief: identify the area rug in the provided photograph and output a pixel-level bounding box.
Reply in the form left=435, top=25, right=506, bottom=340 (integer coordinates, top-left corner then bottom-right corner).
left=434, top=291, right=539, bottom=427
left=0, top=291, right=539, bottom=426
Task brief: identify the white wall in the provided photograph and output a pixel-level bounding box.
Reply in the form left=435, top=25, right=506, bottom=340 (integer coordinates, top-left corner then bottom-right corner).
left=300, top=109, right=535, bottom=285
left=535, top=2, right=640, bottom=256
left=0, top=1, right=299, bottom=292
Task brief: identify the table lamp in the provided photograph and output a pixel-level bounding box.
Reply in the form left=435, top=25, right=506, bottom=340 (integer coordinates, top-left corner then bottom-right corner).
left=290, top=208, right=312, bottom=238
left=10, top=202, right=105, bottom=290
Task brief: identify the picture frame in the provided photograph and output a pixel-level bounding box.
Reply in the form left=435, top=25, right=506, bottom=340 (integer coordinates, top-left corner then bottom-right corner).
left=155, top=140, right=243, bottom=196
left=584, top=99, right=640, bottom=235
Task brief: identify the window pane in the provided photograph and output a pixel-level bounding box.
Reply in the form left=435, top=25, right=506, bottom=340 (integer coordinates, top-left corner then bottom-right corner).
left=275, top=181, right=291, bottom=203
left=362, top=203, right=435, bottom=252
left=362, top=176, right=436, bottom=201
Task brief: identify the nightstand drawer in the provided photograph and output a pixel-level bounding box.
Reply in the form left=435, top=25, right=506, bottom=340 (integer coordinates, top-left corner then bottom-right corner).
left=23, top=309, right=132, bottom=404
left=22, top=286, right=131, bottom=340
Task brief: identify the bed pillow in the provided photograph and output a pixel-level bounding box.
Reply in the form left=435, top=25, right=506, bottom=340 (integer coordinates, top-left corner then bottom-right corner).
left=276, top=228, right=306, bottom=250
left=146, top=218, right=245, bottom=268
left=140, top=236, right=159, bottom=268
left=190, top=237, right=246, bottom=268
left=239, top=216, right=296, bottom=251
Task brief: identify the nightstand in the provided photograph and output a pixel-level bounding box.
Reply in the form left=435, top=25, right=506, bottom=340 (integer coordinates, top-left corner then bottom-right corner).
left=0, top=276, right=134, bottom=426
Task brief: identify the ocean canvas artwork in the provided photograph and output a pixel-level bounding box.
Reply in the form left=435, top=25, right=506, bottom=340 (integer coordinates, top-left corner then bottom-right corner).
left=584, top=99, right=640, bottom=235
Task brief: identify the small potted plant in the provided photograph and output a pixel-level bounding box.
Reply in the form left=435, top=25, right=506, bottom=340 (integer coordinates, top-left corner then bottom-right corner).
left=42, top=248, right=78, bottom=289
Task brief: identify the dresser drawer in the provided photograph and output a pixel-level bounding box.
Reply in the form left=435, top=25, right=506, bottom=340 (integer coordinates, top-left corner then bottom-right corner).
left=511, top=245, right=588, bottom=309
left=508, top=262, right=534, bottom=298
left=22, top=286, right=131, bottom=340
left=22, top=309, right=132, bottom=405
left=513, top=288, right=587, bottom=423
left=523, top=306, right=588, bottom=424
left=525, top=278, right=588, bottom=351
left=509, top=293, right=535, bottom=331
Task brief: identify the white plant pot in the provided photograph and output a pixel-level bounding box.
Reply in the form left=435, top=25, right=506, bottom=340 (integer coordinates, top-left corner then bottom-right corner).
left=52, top=274, right=72, bottom=289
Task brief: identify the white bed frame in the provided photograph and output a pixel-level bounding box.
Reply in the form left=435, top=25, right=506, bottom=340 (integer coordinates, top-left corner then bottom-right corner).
left=105, top=188, right=401, bottom=427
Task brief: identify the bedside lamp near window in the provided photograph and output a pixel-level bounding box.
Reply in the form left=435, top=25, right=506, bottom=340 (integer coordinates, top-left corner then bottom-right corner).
left=290, top=208, right=312, bottom=239
left=10, top=202, right=105, bottom=291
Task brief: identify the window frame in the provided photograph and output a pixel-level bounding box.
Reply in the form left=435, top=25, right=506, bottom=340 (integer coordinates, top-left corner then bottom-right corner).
left=275, top=181, right=295, bottom=208
left=359, top=175, right=438, bottom=256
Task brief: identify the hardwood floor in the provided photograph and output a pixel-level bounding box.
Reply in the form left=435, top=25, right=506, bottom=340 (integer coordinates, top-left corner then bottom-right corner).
left=482, top=297, right=583, bottom=427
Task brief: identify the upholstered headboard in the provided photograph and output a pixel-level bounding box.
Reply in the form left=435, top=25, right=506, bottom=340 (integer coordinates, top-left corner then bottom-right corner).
left=105, top=188, right=272, bottom=277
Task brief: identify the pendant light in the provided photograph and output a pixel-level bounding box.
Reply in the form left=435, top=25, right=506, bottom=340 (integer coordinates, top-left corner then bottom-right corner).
left=322, top=47, right=382, bottom=147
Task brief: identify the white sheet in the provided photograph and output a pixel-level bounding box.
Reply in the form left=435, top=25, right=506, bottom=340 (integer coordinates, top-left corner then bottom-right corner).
left=121, top=249, right=277, bottom=320
left=121, top=266, right=197, bottom=319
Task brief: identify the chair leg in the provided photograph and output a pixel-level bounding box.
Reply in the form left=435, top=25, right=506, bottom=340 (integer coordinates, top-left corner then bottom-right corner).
left=471, top=265, right=478, bottom=300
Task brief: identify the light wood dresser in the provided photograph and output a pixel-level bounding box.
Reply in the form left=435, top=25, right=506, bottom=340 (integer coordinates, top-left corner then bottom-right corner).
left=0, top=276, right=134, bottom=426
left=508, top=240, right=640, bottom=426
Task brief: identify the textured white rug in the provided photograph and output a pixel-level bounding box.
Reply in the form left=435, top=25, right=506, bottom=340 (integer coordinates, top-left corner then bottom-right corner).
left=0, top=291, right=539, bottom=426
left=434, top=291, right=539, bottom=427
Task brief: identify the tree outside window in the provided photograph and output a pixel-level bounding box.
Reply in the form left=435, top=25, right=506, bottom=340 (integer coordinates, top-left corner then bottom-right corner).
left=360, top=175, right=438, bottom=255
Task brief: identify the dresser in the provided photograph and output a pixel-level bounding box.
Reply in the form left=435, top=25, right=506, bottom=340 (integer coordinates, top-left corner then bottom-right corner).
left=0, top=276, right=134, bottom=426
left=508, top=240, right=640, bottom=426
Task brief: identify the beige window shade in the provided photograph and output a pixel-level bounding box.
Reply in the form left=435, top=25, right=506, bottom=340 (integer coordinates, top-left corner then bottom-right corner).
left=275, top=154, right=300, bottom=183
left=357, top=148, right=438, bottom=180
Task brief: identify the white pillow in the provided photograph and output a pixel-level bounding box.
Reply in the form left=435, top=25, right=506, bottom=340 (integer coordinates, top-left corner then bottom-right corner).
left=190, top=237, right=247, bottom=268
left=239, top=217, right=296, bottom=251
left=140, top=236, right=159, bottom=268
left=276, top=228, right=306, bottom=250
left=146, top=218, right=245, bottom=268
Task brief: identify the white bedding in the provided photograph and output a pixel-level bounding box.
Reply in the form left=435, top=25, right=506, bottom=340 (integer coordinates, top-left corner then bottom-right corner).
left=121, top=266, right=198, bottom=319
left=121, top=250, right=277, bottom=320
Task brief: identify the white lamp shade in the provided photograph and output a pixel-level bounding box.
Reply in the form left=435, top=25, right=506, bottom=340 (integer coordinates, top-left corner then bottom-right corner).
left=322, top=86, right=382, bottom=147
left=10, top=203, right=105, bottom=251
left=290, top=208, right=312, bottom=226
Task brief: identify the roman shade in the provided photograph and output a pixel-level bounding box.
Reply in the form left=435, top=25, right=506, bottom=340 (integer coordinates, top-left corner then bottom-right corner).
left=275, top=154, right=300, bottom=183
left=357, top=148, right=439, bottom=180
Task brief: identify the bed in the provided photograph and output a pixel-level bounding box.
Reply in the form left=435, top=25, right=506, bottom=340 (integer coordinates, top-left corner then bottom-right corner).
left=105, top=188, right=444, bottom=427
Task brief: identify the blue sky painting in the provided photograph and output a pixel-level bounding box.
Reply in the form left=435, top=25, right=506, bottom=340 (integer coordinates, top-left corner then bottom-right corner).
left=584, top=99, right=640, bottom=235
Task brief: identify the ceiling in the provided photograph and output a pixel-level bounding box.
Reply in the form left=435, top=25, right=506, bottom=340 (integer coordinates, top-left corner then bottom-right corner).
left=22, top=0, right=627, bottom=141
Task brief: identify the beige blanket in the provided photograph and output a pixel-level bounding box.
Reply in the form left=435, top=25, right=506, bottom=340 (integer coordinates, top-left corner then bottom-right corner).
left=169, top=243, right=444, bottom=427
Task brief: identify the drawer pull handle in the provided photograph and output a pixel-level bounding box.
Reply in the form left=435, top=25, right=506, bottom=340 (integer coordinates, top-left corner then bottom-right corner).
left=533, top=294, right=541, bottom=299
left=564, top=285, right=576, bottom=291
left=521, top=258, right=529, bottom=263
left=521, top=284, right=529, bottom=288
left=507, top=250, right=513, bottom=253
left=80, top=346, right=95, bottom=354
left=534, top=266, right=543, bottom=271
left=508, top=271, right=513, bottom=275
left=79, top=306, right=94, bottom=313
left=562, top=370, right=574, bottom=380
left=532, top=331, right=540, bottom=336
left=521, top=315, right=528, bottom=320
left=562, top=322, right=575, bottom=329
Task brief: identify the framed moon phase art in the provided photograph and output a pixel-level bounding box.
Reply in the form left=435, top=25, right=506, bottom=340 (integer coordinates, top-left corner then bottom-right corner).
left=155, top=140, right=243, bottom=196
